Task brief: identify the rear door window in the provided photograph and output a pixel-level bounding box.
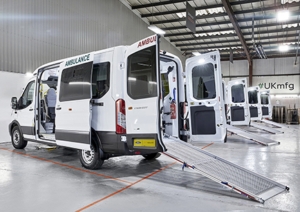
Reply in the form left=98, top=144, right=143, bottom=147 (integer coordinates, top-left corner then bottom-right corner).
left=192, top=63, right=216, bottom=100
left=127, top=46, right=157, bottom=99
left=231, top=84, right=245, bottom=103
left=248, top=90, right=258, bottom=104
left=92, top=62, right=110, bottom=99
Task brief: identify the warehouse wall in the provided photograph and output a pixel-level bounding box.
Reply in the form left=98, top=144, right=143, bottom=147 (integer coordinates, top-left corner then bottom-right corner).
left=221, top=57, right=300, bottom=109
left=0, top=0, right=184, bottom=74
left=0, top=72, right=28, bottom=143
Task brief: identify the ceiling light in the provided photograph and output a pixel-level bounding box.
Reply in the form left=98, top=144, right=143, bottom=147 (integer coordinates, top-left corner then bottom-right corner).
left=278, top=44, right=289, bottom=52
left=148, top=25, right=165, bottom=35
left=277, top=10, right=290, bottom=22
left=192, top=52, right=201, bottom=56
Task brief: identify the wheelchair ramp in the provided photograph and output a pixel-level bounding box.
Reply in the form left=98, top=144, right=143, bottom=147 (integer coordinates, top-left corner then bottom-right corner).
left=261, top=119, right=289, bottom=129
left=250, top=122, right=284, bottom=134
left=163, top=137, right=289, bottom=203
left=227, top=124, right=279, bottom=146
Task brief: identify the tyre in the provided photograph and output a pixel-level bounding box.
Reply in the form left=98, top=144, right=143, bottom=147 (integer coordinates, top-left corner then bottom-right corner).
left=11, top=126, right=28, bottom=149
left=79, top=141, right=104, bottom=170
left=142, top=152, right=161, bottom=160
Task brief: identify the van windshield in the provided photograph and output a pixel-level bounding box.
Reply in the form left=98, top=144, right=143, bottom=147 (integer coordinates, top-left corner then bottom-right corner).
left=192, top=63, right=216, bottom=100
left=127, top=46, right=157, bottom=99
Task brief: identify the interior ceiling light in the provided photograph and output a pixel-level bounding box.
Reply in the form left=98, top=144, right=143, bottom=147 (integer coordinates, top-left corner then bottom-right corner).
left=278, top=44, right=289, bottom=52
left=277, top=10, right=290, bottom=22
left=192, top=52, right=201, bottom=56
left=148, top=25, right=165, bottom=35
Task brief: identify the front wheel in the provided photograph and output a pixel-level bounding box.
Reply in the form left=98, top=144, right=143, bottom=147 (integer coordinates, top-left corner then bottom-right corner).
left=142, top=152, right=161, bottom=160
left=11, top=126, right=28, bottom=149
left=79, top=142, right=104, bottom=170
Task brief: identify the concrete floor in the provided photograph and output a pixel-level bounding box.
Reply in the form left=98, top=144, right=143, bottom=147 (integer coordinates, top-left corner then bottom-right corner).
left=0, top=123, right=299, bottom=212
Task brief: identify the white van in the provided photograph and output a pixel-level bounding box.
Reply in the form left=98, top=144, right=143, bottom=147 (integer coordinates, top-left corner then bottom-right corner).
left=248, top=86, right=262, bottom=121
left=260, top=90, right=272, bottom=119
left=225, top=78, right=250, bottom=126
left=9, top=35, right=167, bottom=169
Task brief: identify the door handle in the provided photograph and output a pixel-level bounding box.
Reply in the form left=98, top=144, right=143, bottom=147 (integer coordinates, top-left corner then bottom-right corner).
left=56, top=107, right=62, bottom=110
left=29, top=108, right=33, bottom=111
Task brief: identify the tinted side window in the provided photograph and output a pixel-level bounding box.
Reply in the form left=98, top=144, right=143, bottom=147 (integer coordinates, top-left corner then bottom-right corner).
left=92, top=62, right=110, bottom=99
left=248, top=90, right=258, bottom=104
left=59, top=62, right=92, bottom=102
left=192, top=63, right=216, bottom=100
left=231, top=84, right=245, bottom=103
left=19, top=81, right=35, bottom=109
left=127, top=46, right=157, bottom=99
left=261, top=94, right=269, bottom=105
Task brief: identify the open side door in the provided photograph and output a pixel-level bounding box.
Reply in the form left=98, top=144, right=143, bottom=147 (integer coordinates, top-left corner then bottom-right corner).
left=248, top=86, right=262, bottom=121
left=186, top=51, right=226, bottom=143
left=227, top=78, right=250, bottom=126
left=124, top=35, right=165, bottom=152
left=260, top=90, right=272, bottom=119
left=55, top=53, right=94, bottom=150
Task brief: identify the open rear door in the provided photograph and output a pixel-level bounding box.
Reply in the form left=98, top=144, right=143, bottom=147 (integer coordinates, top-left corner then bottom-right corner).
left=248, top=86, right=262, bottom=121
left=227, top=78, right=250, bottom=125
left=55, top=53, right=94, bottom=150
left=260, top=90, right=272, bottom=119
left=185, top=51, right=226, bottom=143
left=123, top=35, right=165, bottom=152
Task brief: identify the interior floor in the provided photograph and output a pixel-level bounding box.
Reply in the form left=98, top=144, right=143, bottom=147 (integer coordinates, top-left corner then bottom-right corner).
left=0, top=124, right=299, bottom=212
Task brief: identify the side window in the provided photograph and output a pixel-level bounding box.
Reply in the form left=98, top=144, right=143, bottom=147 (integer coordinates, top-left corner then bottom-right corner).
left=59, top=62, right=93, bottom=102
left=192, top=63, right=216, bottom=100
left=231, top=84, right=245, bottom=103
left=19, top=81, right=35, bottom=109
left=92, top=62, right=110, bottom=99
left=127, top=46, right=157, bottom=99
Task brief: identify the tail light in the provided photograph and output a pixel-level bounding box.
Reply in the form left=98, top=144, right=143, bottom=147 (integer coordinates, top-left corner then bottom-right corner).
left=116, top=99, right=126, bottom=134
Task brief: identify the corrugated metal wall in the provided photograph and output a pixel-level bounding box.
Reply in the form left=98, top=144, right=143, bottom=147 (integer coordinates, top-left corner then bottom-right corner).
left=0, top=0, right=184, bottom=73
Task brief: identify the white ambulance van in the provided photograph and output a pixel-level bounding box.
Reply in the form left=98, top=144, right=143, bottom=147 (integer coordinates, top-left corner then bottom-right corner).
left=248, top=86, right=262, bottom=121
left=9, top=35, right=168, bottom=169
left=260, top=90, right=272, bottom=119
left=225, top=78, right=251, bottom=126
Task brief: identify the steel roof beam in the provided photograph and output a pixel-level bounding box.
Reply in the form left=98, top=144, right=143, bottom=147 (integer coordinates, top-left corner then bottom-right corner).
left=151, top=11, right=300, bottom=25
left=169, top=26, right=300, bottom=42
left=180, top=39, right=299, bottom=51
left=175, top=33, right=298, bottom=47
left=141, top=0, right=297, bottom=18
left=221, top=0, right=251, bottom=63
left=131, top=0, right=191, bottom=10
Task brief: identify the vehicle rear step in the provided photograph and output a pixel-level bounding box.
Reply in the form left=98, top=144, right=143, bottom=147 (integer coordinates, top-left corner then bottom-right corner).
left=163, top=137, right=289, bottom=203
left=227, top=124, right=279, bottom=146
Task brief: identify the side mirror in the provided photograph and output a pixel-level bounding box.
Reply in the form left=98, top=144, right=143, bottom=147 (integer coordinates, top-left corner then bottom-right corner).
left=11, top=97, right=18, bottom=109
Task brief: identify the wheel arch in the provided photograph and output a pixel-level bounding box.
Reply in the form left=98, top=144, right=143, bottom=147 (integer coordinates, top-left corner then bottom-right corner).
left=9, top=121, right=22, bottom=137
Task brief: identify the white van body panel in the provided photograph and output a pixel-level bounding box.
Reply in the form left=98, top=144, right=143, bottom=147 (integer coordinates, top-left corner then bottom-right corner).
left=226, top=78, right=250, bottom=126
left=185, top=51, right=226, bottom=143
left=248, top=86, right=262, bottom=121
